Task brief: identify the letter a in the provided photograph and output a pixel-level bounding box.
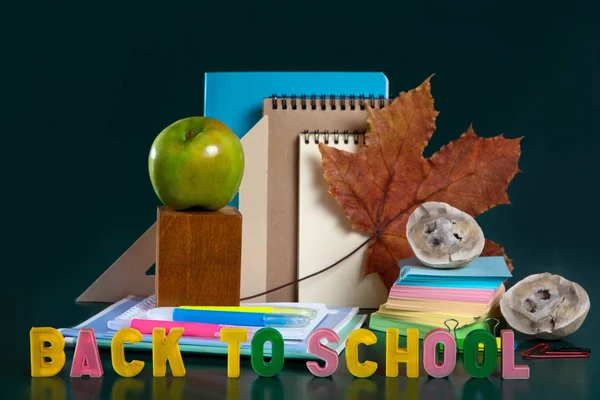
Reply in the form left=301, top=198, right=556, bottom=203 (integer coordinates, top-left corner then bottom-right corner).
left=70, top=328, right=103, bottom=377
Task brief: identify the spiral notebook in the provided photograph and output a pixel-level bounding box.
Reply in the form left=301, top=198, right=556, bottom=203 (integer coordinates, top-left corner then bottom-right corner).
left=262, top=97, right=393, bottom=304
left=297, top=131, right=389, bottom=308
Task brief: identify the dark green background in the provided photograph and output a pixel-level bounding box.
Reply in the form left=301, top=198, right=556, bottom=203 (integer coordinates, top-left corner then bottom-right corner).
left=2, top=0, right=599, bottom=398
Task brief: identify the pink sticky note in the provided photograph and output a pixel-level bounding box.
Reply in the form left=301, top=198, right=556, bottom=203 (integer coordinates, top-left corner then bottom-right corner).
left=70, top=328, right=103, bottom=378
left=306, top=328, right=339, bottom=377
left=422, top=329, right=457, bottom=378
left=501, top=330, right=529, bottom=379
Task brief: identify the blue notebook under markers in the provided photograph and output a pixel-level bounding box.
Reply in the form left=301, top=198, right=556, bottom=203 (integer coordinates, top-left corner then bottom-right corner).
left=59, top=296, right=366, bottom=360
left=204, top=72, right=389, bottom=207
left=397, top=256, right=512, bottom=289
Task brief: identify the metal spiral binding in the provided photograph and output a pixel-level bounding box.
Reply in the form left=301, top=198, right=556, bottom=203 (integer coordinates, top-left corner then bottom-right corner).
left=271, top=94, right=395, bottom=110
left=302, top=130, right=365, bottom=145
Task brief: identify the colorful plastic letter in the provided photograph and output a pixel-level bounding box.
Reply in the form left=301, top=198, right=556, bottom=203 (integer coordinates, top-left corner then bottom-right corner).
left=152, top=327, right=186, bottom=377
left=422, top=328, right=457, bottom=378
left=70, top=328, right=103, bottom=377
left=501, top=330, right=529, bottom=379
left=111, top=328, right=145, bottom=378
left=70, top=329, right=102, bottom=379
left=345, top=329, right=377, bottom=378
left=385, top=328, right=419, bottom=378
left=251, top=327, right=284, bottom=377
left=306, top=328, right=340, bottom=377
left=463, top=329, right=497, bottom=378
left=30, top=327, right=66, bottom=377
left=220, top=328, right=248, bottom=378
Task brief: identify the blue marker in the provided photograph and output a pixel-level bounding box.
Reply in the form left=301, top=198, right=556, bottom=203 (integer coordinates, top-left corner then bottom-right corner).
left=147, top=307, right=309, bottom=327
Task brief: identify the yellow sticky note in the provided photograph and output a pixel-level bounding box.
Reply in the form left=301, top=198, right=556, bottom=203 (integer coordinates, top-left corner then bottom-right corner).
left=30, top=327, right=66, bottom=377
left=111, top=328, right=145, bottom=378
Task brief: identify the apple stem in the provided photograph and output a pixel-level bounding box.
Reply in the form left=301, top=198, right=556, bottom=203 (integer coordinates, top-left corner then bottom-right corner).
left=186, top=130, right=194, bottom=140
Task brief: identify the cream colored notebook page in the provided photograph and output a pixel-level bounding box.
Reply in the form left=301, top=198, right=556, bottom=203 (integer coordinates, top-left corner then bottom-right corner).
left=298, top=131, right=389, bottom=308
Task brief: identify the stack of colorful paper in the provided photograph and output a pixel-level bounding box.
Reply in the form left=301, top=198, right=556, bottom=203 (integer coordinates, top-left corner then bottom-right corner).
left=369, top=256, right=512, bottom=339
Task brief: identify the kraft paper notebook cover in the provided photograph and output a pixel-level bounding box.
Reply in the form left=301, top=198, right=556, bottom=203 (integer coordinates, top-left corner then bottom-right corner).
left=263, top=96, right=392, bottom=304
left=78, top=71, right=389, bottom=303
left=297, top=131, right=389, bottom=308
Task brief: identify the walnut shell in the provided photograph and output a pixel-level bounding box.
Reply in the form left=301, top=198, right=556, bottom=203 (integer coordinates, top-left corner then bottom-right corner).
left=500, top=273, right=590, bottom=340
left=406, top=202, right=485, bottom=269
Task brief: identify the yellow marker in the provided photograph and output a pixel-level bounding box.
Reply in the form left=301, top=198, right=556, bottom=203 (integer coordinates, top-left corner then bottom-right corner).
left=386, top=328, right=419, bottom=378
left=181, top=306, right=316, bottom=318
left=152, top=327, right=186, bottom=377
left=345, top=329, right=378, bottom=378
left=111, top=328, right=145, bottom=377
left=220, top=328, right=248, bottom=378
left=30, top=327, right=66, bottom=377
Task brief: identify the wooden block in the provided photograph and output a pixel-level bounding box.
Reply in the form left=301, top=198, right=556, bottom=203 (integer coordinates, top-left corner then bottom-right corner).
left=156, top=206, right=242, bottom=307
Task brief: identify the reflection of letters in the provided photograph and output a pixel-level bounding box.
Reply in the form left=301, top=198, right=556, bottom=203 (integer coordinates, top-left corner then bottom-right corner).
left=251, top=377, right=284, bottom=400
left=306, top=377, right=340, bottom=398
left=346, top=379, right=377, bottom=400
left=71, top=377, right=103, bottom=400
left=462, top=379, right=499, bottom=400
left=227, top=379, right=240, bottom=400
left=501, top=380, right=530, bottom=400
left=422, top=378, right=455, bottom=400
left=111, top=378, right=144, bottom=400
left=30, top=377, right=66, bottom=400
left=385, top=377, right=419, bottom=400
left=153, top=377, right=185, bottom=400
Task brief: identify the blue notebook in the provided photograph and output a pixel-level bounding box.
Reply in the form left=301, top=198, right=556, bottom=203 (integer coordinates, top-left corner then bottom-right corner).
left=397, top=256, right=512, bottom=289
left=205, top=72, right=389, bottom=208
left=204, top=72, right=389, bottom=139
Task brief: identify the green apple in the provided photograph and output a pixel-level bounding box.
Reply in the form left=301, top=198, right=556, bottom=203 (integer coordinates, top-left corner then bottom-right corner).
left=148, top=117, right=244, bottom=211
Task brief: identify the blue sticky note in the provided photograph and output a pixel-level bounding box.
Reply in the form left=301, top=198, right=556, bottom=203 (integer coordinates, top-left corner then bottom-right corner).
left=397, top=256, right=512, bottom=289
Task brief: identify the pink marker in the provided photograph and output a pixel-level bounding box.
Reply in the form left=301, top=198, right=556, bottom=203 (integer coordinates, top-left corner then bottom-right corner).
left=108, top=318, right=221, bottom=338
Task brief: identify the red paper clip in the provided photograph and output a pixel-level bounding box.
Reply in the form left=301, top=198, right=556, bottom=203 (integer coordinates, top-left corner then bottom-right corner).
left=522, top=343, right=591, bottom=359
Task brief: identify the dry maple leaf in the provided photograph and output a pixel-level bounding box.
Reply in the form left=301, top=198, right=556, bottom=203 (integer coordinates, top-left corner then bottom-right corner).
left=319, top=77, right=521, bottom=290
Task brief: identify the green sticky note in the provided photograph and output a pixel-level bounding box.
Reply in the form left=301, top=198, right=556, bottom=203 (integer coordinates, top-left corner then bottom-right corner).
left=250, top=328, right=284, bottom=377
left=463, top=329, right=497, bottom=379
